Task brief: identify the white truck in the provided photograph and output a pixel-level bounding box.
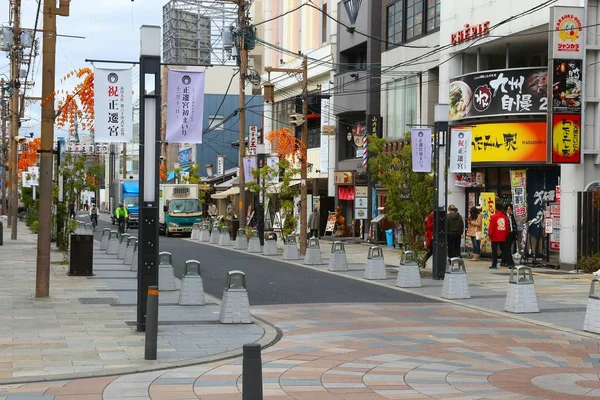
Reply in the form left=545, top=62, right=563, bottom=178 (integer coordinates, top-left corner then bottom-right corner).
left=159, top=184, right=203, bottom=237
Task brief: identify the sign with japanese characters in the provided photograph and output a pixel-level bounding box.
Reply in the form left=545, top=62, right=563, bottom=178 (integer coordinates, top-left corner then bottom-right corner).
left=456, top=122, right=547, bottom=164
left=449, top=129, right=472, bottom=173
left=216, top=155, right=225, bottom=176
left=266, top=156, right=279, bottom=184
left=410, top=128, right=432, bottom=173
left=449, top=67, right=548, bottom=120
left=248, top=125, right=258, bottom=155
left=94, top=68, right=133, bottom=143
left=510, top=169, right=528, bottom=227
left=481, top=192, right=496, bottom=252
left=549, top=6, right=584, bottom=59
left=178, top=148, right=193, bottom=165
left=551, top=113, right=581, bottom=164
left=166, top=69, right=205, bottom=144
left=243, top=157, right=256, bottom=183
left=552, top=59, right=582, bottom=114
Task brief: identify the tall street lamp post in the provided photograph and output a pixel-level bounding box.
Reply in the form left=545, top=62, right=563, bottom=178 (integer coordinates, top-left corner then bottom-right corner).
left=432, top=104, right=449, bottom=280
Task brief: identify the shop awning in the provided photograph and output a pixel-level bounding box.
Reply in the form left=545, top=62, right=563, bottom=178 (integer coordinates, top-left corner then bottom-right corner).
left=211, top=186, right=240, bottom=200
left=264, top=180, right=301, bottom=194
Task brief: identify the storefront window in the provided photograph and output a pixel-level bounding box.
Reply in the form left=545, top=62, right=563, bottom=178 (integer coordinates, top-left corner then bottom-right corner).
left=386, top=76, right=418, bottom=138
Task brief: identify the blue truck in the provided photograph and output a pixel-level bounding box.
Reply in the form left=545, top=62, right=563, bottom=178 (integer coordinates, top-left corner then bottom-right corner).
left=111, top=179, right=139, bottom=228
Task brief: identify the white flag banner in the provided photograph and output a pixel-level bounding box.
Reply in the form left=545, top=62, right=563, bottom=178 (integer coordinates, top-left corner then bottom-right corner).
left=410, top=128, right=432, bottom=172
left=166, top=69, right=205, bottom=144
left=450, top=129, right=472, bottom=173
left=94, top=68, right=133, bottom=143
left=266, top=156, right=279, bottom=184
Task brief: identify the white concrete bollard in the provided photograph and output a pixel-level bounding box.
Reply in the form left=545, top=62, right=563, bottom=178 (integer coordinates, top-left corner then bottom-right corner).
left=504, top=266, right=539, bottom=313
left=218, top=226, right=231, bottom=246
left=283, top=235, right=299, bottom=260
left=100, top=228, right=111, bottom=251
left=130, top=240, right=138, bottom=272
left=190, top=223, right=201, bottom=241
left=123, top=236, right=137, bottom=266
left=117, top=233, right=130, bottom=260
left=396, top=250, right=422, bottom=288
left=106, top=230, right=120, bottom=255
left=234, top=229, right=247, bottom=250
left=247, top=230, right=261, bottom=253
left=303, top=237, right=323, bottom=265
left=583, top=279, right=600, bottom=334
left=210, top=223, right=220, bottom=244
left=179, top=260, right=205, bottom=306
left=364, top=246, right=387, bottom=280
left=158, top=252, right=177, bottom=291
left=219, top=270, right=252, bottom=324
left=263, top=233, right=278, bottom=256
left=199, top=223, right=210, bottom=242
left=441, top=257, right=470, bottom=299
left=328, top=241, right=348, bottom=272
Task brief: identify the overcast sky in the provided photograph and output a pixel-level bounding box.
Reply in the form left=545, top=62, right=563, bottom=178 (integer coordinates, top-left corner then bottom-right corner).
left=0, top=0, right=163, bottom=138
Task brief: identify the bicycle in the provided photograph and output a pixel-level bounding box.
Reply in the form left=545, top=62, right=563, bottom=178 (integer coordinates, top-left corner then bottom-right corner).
left=118, top=218, right=125, bottom=235
left=91, top=215, right=98, bottom=231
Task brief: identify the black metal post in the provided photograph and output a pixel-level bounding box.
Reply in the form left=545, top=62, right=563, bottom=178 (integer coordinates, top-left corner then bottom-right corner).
left=144, top=286, right=158, bottom=360
left=366, top=115, right=382, bottom=240
left=432, top=118, right=449, bottom=280
left=242, top=343, right=263, bottom=400
left=56, top=139, right=63, bottom=249
left=257, top=152, right=266, bottom=245
left=137, top=51, right=161, bottom=333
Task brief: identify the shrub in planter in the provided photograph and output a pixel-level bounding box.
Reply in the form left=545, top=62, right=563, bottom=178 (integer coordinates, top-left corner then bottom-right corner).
left=577, top=253, right=600, bottom=274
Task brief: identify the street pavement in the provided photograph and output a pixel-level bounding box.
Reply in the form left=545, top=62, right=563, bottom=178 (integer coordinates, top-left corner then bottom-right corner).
left=2, top=216, right=600, bottom=399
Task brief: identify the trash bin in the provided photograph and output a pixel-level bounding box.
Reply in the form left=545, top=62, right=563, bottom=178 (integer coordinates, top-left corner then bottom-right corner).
left=68, top=234, right=94, bottom=276
left=385, top=229, right=393, bottom=246
left=231, top=219, right=240, bottom=240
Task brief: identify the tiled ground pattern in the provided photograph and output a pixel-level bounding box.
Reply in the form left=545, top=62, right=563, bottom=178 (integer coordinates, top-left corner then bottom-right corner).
left=2, top=303, right=600, bottom=399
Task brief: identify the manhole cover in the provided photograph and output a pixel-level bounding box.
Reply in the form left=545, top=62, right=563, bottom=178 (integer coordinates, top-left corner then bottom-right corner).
left=78, top=297, right=119, bottom=305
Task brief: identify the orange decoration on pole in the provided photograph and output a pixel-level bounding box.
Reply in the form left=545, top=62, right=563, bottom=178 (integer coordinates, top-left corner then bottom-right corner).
left=266, top=128, right=307, bottom=166
left=47, top=68, right=95, bottom=137
left=17, top=137, right=41, bottom=173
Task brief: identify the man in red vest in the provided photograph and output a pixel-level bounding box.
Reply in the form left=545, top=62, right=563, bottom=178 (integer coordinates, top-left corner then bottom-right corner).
left=488, top=203, right=510, bottom=270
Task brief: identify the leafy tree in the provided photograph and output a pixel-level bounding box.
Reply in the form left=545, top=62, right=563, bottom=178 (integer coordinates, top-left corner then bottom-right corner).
left=368, top=135, right=434, bottom=254
left=178, top=165, right=209, bottom=204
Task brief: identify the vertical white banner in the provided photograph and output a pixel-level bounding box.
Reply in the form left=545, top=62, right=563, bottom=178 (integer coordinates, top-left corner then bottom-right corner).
left=216, top=155, right=225, bottom=176
left=166, top=69, right=205, bottom=144
left=267, top=156, right=279, bottom=184
left=248, top=125, right=258, bottom=155
left=450, top=129, right=472, bottom=173
left=94, top=68, right=133, bottom=143
left=410, top=128, right=432, bottom=172
left=243, top=157, right=256, bottom=183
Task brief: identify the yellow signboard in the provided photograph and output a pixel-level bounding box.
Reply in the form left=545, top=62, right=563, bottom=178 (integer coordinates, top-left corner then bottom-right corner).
left=480, top=192, right=496, bottom=253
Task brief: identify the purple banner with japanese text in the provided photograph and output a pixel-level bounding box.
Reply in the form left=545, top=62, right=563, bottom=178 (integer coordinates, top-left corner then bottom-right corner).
left=166, top=69, right=205, bottom=144
left=410, top=128, right=432, bottom=173
left=94, top=68, right=133, bottom=143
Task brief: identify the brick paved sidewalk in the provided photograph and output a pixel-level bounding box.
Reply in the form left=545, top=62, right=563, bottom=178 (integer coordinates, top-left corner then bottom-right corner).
left=2, top=303, right=600, bottom=399
left=0, top=222, right=274, bottom=383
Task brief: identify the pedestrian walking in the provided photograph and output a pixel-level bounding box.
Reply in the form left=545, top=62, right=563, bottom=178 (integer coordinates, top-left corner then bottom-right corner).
left=446, top=205, right=464, bottom=258
left=308, top=208, right=320, bottom=238
left=466, top=206, right=483, bottom=261
left=68, top=202, right=76, bottom=219
left=423, top=210, right=434, bottom=266
left=488, top=203, right=510, bottom=270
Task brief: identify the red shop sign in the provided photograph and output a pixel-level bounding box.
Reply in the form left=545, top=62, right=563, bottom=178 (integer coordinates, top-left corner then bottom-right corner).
left=451, top=21, right=491, bottom=46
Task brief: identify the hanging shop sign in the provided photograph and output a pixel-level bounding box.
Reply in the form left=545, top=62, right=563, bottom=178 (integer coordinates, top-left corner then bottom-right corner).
left=449, top=67, right=548, bottom=120
left=455, top=122, right=547, bottom=164
left=178, top=148, right=193, bottom=165
left=248, top=125, right=258, bottom=155
left=94, top=68, right=133, bottom=143
left=549, top=6, right=584, bottom=59
left=451, top=21, right=490, bottom=46
left=481, top=192, right=496, bottom=253
left=510, top=169, right=528, bottom=227
left=551, top=114, right=581, bottom=164
left=449, top=129, right=472, bottom=173
left=334, top=171, right=354, bottom=186
left=410, top=128, right=432, bottom=173
left=166, top=69, right=205, bottom=144
left=552, top=59, right=582, bottom=114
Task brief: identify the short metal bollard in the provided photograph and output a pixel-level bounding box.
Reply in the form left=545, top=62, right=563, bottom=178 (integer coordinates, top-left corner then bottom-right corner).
left=247, top=230, right=261, bottom=253
left=396, top=250, right=422, bottom=288
left=219, top=270, right=252, bottom=324
left=504, top=265, right=539, bottom=313
left=100, top=228, right=110, bottom=250
left=218, top=226, right=231, bottom=246
left=441, top=257, right=470, bottom=299
left=210, top=223, right=220, bottom=244
left=364, top=246, right=387, bottom=280
left=583, top=279, right=600, bottom=333
left=106, top=230, right=120, bottom=255
left=263, top=233, right=278, bottom=256
left=130, top=240, right=139, bottom=272
left=145, top=286, right=159, bottom=360
left=328, top=241, right=348, bottom=272
left=123, top=236, right=137, bottom=265
left=179, top=259, right=205, bottom=306
left=117, top=233, right=131, bottom=260
left=242, top=343, right=263, bottom=400
left=158, top=251, right=177, bottom=291
left=234, top=228, right=247, bottom=249
left=199, top=223, right=211, bottom=242
left=303, top=237, right=322, bottom=265
left=282, top=235, right=299, bottom=260
left=190, top=223, right=201, bottom=241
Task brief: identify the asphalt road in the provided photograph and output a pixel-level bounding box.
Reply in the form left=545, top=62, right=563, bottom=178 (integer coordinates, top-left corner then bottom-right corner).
left=87, top=215, right=438, bottom=306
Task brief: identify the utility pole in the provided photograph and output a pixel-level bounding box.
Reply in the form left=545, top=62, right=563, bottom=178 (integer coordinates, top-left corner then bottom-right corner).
left=36, top=0, right=70, bottom=298
left=9, top=0, right=21, bottom=240
left=1, top=80, right=7, bottom=218
left=237, top=0, right=248, bottom=229
left=264, top=55, right=309, bottom=254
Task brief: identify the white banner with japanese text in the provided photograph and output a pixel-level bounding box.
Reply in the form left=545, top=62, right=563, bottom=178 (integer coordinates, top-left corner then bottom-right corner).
left=243, top=157, right=256, bottom=183
left=166, top=69, right=205, bottom=144
left=410, top=128, right=432, bottom=172
left=450, top=129, right=472, bottom=173
left=94, top=68, right=133, bottom=143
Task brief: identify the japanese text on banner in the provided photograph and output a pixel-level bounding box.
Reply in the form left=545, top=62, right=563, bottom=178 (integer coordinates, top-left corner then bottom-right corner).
left=410, top=128, right=432, bottom=173
left=166, top=70, right=205, bottom=144
left=93, top=68, right=133, bottom=143
left=450, top=129, right=472, bottom=173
